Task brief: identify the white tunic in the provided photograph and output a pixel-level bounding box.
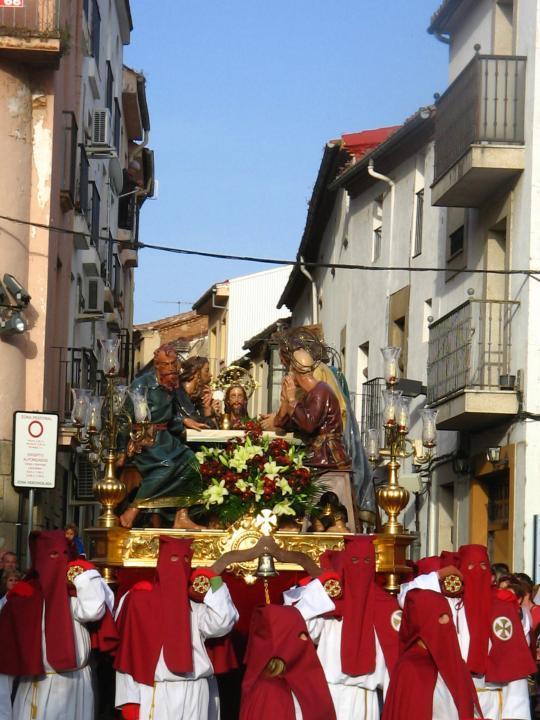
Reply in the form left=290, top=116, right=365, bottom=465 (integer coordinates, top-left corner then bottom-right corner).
left=115, top=583, right=239, bottom=720
left=398, top=571, right=531, bottom=720
left=284, top=579, right=387, bottom=720
left=11, top=569, right=110, bottom=720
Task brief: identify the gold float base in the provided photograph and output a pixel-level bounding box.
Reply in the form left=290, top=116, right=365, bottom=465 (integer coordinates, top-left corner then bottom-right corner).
left=85, top=515, right=415, bottom=591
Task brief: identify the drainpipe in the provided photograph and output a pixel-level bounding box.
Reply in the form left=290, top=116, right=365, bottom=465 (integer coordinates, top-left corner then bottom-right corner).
left=299, top=255, right=318, bottom=324
left=368, top=160, right=395, bottom=261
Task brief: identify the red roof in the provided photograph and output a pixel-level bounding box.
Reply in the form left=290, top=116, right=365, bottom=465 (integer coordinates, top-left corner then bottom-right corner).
left=341, top=126, right=401, bottom=159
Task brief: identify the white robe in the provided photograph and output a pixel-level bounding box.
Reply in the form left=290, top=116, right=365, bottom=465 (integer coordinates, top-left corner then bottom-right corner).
left=284, top=579, right=388, bottom=720
left=11, top=568, right=111, bottom=720
left=398, top=571, right=531, bottom=720
left=115, top=583, right=239, bottom=720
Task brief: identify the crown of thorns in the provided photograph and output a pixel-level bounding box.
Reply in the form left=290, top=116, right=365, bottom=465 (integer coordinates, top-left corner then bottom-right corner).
left=272, top=328, right=328, bottom=373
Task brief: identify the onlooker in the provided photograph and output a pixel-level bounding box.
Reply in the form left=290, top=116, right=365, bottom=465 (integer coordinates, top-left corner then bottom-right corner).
left=64, top=523, right=86, bottom=558
left=0, top=569, right=21, bottom=606
left=0, top=551, right=18, bottom=586
left=491, top=562, right=510, bottom=586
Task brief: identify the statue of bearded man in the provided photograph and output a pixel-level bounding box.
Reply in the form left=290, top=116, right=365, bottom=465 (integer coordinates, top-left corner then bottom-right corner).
left=118, top=344, right=205, bottom=530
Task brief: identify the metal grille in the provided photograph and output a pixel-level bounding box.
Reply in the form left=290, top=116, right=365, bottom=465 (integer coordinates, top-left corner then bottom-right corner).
left=434, top=55, right=526, bottom=182
left=0, top=0, right=61, bottom=36
left=74, top=455, right=96, bottom=501
left=360, top=377, right=385, bottom=441
left=427, top=299, right=519, bottom=404
left=487, top=474, right=509, bottom=525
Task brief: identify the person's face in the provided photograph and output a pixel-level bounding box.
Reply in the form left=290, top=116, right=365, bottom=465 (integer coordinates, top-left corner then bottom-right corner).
left=199, top=363, right=211, bottom=385
left=6, top=575, right=18, bottom=591
left=3, top=554, right=16, bottom=571
left=228, top=387, right=246, bottom=412
left=65, top=529, right=75, bottom=542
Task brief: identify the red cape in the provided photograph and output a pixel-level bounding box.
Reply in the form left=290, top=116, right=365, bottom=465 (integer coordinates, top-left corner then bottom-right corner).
left=241, top=605, right=336, bottom=720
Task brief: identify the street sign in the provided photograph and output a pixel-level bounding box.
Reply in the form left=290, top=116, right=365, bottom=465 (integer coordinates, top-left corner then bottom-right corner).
left=13, top=411, right=59, bottom=489
left=0, top=1, right=25, bottom=7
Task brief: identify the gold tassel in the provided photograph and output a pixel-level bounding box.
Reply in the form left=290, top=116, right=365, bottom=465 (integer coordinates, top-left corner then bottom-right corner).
left=31, top=681, right=38, bottom=719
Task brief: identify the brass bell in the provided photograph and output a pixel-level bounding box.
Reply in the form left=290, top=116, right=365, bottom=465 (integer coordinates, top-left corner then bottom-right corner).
left=256, top=552, right=278, bottom=578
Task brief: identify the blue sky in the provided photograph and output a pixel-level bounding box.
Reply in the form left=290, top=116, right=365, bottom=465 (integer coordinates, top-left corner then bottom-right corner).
left=124, top=1, right=449, bottom=324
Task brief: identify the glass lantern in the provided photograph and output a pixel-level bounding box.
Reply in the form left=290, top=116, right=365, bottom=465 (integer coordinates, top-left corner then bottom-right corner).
left=420, top=408, right=438, bottom=448
left=129, top=388, right=150, bottom=423
left=100, top=337, right=120, bottom=377
left=382, top=389, right=402, bottom=426
left=113, top=384, right=128, bottom=414
left=71, top=388, right=91, bottom=427
left=381, top=346, right=401, bottom=385
left=365, top=428, right=380, bottom=462
left=397, top=396, right=411, bottom=433
left=86, top=396, right=104, bottom=433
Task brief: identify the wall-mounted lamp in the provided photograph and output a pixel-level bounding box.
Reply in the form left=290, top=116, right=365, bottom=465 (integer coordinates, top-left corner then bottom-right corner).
left=0, top=312, right=26, bottom=337
left=486, top=446, right=508, bottom=467
left=452, top=452, right=471, bottom=476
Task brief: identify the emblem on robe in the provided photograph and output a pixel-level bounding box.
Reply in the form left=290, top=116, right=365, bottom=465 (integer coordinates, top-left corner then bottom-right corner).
left=391, top=609, right=403, bottom=631
left=492, top=616, right=513, bottom=641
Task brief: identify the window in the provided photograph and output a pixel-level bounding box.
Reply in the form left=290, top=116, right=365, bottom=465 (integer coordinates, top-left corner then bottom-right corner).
left=90, top=183, right=100, bottom=249
left=113, top=98, right=121, bottom=154
left=449, top=225, right=465, bottom=259
left=78, top=146, right=89, bottom=215
left=388, top=286, right=410, bottom=376
left=106, top=62, right=114, bottom=113
left=91, top=0, right=101, bottom=67
left=60, top=112, right=78, bottom=211
left=372, top=196, right=383, bottom=262
left=413, top=188, right=424, bottom=257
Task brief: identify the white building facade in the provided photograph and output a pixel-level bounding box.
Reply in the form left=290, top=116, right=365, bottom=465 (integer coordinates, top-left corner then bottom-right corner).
left=279, top=0, right=540, bottom=575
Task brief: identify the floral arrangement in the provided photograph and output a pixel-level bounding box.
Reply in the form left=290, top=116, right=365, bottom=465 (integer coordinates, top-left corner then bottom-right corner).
left=195, top=422, right=322, bottom=526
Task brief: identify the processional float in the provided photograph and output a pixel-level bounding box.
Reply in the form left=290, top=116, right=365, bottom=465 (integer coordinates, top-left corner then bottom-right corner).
left=71, top=331, right=437, bottom=593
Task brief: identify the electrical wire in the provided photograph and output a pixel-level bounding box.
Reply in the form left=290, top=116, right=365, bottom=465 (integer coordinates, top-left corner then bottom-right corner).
left=1, top=212, right=540, bottom=277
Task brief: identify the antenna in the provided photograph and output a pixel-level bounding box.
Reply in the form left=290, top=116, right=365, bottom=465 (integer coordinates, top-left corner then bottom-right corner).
left=154, top=300, right=194, bottom=313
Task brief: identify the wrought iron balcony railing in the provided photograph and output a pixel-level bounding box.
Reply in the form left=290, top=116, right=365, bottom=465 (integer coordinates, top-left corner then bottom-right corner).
left=434, top=54, right=526, bottom=182
left=427, top=299, right=519, bottom=405
left=52, top=334, right=133, bottom=420
left=0, top=0, right=61, bottom=38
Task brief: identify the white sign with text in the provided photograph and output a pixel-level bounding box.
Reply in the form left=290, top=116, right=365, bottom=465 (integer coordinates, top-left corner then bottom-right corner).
left=13, top=412, right=58, bottom=488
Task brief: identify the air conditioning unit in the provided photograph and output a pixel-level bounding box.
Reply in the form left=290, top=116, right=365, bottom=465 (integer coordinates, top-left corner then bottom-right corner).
left=83, top=276, right=104, bottom=313
left=92, top=108, right=112, bottom=146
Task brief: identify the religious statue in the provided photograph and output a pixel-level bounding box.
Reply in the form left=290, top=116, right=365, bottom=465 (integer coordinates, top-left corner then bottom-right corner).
left=273, top=347, right=351, bottom=470
left=117, top=344, right=204, bottom=530
left=176, top=356, right=219, bottom=428
left=212, top=365, right=257, bottom=429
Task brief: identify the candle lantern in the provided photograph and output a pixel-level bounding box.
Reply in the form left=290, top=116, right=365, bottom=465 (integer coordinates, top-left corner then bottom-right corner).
left=381, top=346, right=401, bottom=385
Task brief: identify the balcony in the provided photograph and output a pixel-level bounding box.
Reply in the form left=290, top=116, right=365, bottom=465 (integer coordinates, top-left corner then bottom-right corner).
left=0, top=0, right=62, bottom=66
left=427, top=299, right=520, bottom=430
left=432, top=54, right=526, bottom=207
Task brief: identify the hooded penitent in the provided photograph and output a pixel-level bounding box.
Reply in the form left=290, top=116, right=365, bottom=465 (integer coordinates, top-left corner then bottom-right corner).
left=320, top=535, right=400, bottom=675
left=383, top=589, right=482, bottom=720
left=458, top=544, right=493, bottom=675
left=240, top=604, right=336, bottom=720
left=0, top=530, right=78, bottom=675
left=115, top=536, right=193, bottom=685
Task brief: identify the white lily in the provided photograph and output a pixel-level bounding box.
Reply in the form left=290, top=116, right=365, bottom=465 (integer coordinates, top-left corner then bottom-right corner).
left=276, top=478, right=292, bottom=496
left=263, top=460, right=287, bottom=480
left=202, top=479, right=229, bottom=507
left=272, top=500, right=296, bottom=517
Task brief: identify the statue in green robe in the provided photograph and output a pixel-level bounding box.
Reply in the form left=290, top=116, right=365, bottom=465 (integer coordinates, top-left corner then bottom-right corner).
left=118, top=344, right=206, bottom=529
